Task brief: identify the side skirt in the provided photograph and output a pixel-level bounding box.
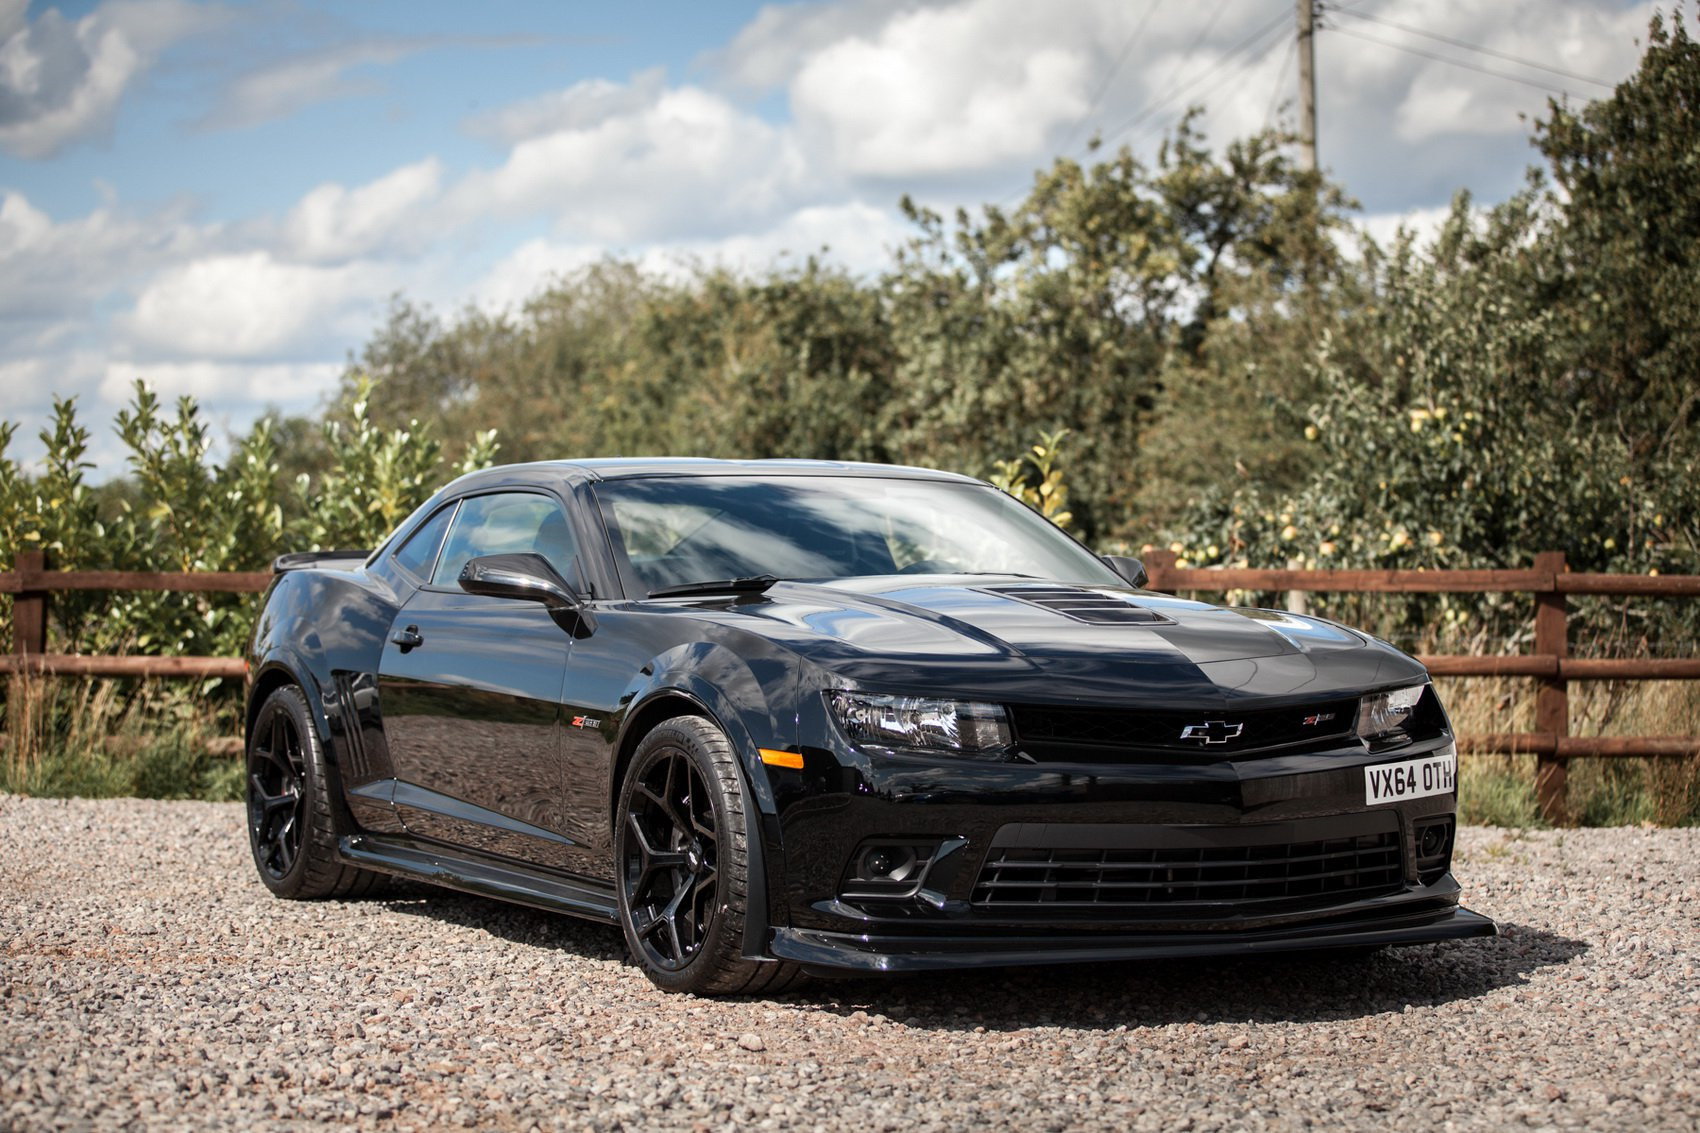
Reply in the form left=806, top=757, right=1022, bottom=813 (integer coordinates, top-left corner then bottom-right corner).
left=339, top=832, right=619, bottom=923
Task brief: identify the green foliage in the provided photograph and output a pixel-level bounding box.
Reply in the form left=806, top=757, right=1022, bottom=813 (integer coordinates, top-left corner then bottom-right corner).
left=0, top=375, right=498, bottom=749
left=293, top=373, right=500, bottom=550
left=988, top=429, right=1075, bottom=531
left=1164, top=20, right=1699, bottom=650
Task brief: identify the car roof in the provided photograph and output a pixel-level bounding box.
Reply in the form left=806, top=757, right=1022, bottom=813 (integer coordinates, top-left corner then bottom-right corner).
left=443, top=457, right=986, bottom=494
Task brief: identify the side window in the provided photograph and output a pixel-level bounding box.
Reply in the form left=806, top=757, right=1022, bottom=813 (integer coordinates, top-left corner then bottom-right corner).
left=430, top=493, right=579, bottom=588
left=391, top=503, right=456, bottom=581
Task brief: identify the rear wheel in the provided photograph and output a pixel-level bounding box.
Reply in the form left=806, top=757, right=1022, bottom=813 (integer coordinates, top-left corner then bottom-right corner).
left=246, top=684, right=386, bottom=900
left=615, top=716, right=802, bottom=995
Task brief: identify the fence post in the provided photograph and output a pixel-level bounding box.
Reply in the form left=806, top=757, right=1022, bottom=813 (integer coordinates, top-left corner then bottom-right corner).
left=1285, top=557, right=1310, bottom=616
left=1143, top=548, right=1178, bottom=594
left=6, top=551, right=49, bottom=762
left=1533, top=550, right=1569, bottom=825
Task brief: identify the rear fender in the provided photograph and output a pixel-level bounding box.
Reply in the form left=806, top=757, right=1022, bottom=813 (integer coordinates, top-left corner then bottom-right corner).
left=246, top=648, right=362, bottom=839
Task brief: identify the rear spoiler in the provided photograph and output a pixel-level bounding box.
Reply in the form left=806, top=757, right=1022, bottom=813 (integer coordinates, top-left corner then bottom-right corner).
left=271, top=550, right=372, bottom=574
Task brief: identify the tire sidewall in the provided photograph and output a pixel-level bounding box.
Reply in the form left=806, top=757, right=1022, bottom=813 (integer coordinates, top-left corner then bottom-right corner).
left=614, top=718, right=747, bottom=994
left=247, top=685, right=325, bottom=898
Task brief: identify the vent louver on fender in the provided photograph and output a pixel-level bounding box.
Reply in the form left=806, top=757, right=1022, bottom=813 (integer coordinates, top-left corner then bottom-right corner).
left=978, top=585, right=1173, bottom=625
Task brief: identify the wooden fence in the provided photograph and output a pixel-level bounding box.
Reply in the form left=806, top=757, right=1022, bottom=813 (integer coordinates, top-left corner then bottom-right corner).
left=3, top=548, right=1698, bottom=823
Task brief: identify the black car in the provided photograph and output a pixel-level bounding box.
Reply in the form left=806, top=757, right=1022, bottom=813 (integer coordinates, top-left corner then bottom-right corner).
left=245, top=459, right=1493, bottom=993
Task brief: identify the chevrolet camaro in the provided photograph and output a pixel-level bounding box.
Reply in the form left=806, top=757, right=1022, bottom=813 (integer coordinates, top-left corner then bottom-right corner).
left=244, top=459, right=1494, bottom=994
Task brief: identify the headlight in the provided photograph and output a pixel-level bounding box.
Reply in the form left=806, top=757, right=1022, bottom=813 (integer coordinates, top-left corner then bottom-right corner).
left=828, top=691, right=1013, bottom=758
left=1357, top=685, right=1426, bottom=740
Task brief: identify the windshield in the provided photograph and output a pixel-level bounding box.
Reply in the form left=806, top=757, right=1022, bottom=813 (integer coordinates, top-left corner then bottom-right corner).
left=595, top=474, right=1123, bottom=597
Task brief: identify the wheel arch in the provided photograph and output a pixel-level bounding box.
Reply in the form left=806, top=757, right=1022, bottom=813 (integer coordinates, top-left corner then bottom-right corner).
left=246, top=654, right=331, bottom=749
left=245, top=654, right=363, bottom=842
left=610, top=682, right=782, bottom=961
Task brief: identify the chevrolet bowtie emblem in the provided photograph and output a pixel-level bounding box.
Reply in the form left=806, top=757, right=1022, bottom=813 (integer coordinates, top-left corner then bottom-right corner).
left=1179, top=720, right=1244, bottom=744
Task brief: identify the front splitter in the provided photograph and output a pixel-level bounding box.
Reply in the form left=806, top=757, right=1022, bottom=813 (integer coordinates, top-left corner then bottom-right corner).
left=768, top=905, right=1497, bottom=974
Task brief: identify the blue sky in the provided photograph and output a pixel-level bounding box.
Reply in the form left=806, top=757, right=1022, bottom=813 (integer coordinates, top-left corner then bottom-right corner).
left=0, top=0, right=1665, bottom=477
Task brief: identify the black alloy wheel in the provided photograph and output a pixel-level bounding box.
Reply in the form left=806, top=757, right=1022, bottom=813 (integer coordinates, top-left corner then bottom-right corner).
left=245, top=684, right=386, bottom=900
left=622, top=745, right=719, bottom=970
left=248, top=694, right=307, bottom=883
left=615, top=717, right=801, bottom=995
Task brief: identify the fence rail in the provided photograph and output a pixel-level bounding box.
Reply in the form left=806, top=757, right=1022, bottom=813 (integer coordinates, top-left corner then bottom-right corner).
left=4, top=549, right=1698, bottom=823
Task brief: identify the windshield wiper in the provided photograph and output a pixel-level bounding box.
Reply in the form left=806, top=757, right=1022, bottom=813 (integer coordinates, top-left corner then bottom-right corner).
left=647, top=574, right=782, bottom=599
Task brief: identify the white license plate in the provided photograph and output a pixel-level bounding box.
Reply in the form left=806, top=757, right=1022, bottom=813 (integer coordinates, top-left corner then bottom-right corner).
left=1364, top=750, right=1456, bottom=805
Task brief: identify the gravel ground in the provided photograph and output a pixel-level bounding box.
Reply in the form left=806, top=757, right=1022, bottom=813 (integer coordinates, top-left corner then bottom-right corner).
left=2, top=796, right=1697, bottom=1132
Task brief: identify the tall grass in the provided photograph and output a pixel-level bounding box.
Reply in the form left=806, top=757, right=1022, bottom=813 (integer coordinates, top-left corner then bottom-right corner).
left=1, top=675, right=244, bottom=801
left=1442, top=675, right=1700, bottom=827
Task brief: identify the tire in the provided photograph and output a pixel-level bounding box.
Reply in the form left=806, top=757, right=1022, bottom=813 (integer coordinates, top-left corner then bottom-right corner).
left=614, top=716, right=803, bottom=995
left=246, top=684, right=387, bottom=900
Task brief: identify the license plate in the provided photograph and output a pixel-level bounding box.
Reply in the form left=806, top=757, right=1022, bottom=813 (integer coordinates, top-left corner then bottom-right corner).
left=1364, top=750, right=1456, bottom=805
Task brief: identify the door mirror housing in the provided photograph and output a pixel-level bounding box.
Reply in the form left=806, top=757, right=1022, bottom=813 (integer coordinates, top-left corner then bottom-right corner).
left=459, top=553, right=595, bottom=636
left=1102, top=555, right=1148, bottom=589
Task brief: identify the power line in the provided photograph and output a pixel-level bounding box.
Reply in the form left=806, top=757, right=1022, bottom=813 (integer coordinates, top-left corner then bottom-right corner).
left=1154, top=0, right=1234, bottom=98
left=1098, top=8, right=1292, bottom=150
left=1333, top=7, right=1616, bottom=90
left=1331, top=24, right=1580, bottom=99
left=1057, top=0, right=1163, bottom=156
left=1263, top=36, right=1297, bottom=134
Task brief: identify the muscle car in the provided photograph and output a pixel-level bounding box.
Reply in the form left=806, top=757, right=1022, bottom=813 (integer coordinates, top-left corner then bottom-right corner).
left=244, top=459, right=1494, bottom=993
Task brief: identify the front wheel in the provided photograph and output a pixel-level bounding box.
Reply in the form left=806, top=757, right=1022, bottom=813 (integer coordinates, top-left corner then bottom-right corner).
left=615, top=716, right=801, bottom=995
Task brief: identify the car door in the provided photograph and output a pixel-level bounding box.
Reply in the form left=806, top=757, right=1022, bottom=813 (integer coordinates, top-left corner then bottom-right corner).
left=378, top=490, right=591, bottom=872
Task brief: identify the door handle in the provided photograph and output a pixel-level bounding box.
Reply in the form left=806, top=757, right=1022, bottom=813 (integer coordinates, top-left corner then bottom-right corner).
left=389, top=625, right=424, bottom=651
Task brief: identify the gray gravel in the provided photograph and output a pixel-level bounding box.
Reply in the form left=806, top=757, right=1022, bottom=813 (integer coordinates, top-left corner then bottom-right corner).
left=2, top=795, right=1697, bottom=1132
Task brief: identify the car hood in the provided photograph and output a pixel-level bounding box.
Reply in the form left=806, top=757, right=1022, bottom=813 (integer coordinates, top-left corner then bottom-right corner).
left=678, top=576, right=1425, bottom=706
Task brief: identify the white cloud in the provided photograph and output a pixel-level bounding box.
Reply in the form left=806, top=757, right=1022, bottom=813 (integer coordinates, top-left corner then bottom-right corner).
left=0, top=188, right=210, bottom=322
left=470, top=200, right=912, bottom=312
left=283, top=158, right=444, bottom=263
left=99, top=359, right=340, bottom=413
left=126, top=252, right=392, bottom=358
left=1355, top=205, right=1460, bottom=254
left=707, top=0, right=936, bottom=91
left=0, top=0, right=218, bottom=158
left=789, top=0, right=1094, bottom=178
left=464, top=67, right=668, bottom=145
left=450, top=80, right=809, bottom=243
left=1331, top=1, right=1656, bottom=144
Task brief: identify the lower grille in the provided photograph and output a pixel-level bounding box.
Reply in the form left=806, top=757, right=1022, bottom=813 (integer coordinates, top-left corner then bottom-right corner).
left=971, top=823, right=1403, bottom=910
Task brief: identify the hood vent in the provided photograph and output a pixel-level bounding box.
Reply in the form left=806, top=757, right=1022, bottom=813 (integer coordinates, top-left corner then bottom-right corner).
left=978, top=585, right=1173, bottom=626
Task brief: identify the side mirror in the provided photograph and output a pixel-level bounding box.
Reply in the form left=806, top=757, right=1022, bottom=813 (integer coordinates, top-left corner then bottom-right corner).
left=459, top=553, right=595, bottom=636
left=1102, top=555, right=1148, bottom=589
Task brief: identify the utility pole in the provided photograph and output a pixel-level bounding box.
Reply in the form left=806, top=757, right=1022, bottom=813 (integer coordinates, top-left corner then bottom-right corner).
left=1296, top=0, right=1318, bottom=171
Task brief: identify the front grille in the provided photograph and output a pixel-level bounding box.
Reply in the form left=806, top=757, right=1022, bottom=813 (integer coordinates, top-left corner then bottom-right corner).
left=1011, top=698, right=1358, bottom=760
left=978, top=585, right=1171, bottom=625
left=971, top=824, right=1403, bottom=910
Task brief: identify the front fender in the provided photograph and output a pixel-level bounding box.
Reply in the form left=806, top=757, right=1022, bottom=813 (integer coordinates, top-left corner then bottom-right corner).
left=614, top=640, right=798, bottom=817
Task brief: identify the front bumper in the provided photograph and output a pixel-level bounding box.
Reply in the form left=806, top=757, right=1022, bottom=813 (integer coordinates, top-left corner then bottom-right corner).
left=770, top=898, right=1496, bottom=973
left=760, top=722, right=1491, bottom=970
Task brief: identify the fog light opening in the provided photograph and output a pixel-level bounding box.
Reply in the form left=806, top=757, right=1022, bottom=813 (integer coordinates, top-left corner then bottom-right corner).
left=1414, top=818, right=1455, bottom=886
left=860, top=845, right=918, bottom=883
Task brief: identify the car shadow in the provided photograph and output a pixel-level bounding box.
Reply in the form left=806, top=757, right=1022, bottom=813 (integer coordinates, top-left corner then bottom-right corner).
left=786, top=922, right=1588, bottom=1030
left=374, top=889, right=629, bottom=964
left=371, top=887, right=1585, bottom=1028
